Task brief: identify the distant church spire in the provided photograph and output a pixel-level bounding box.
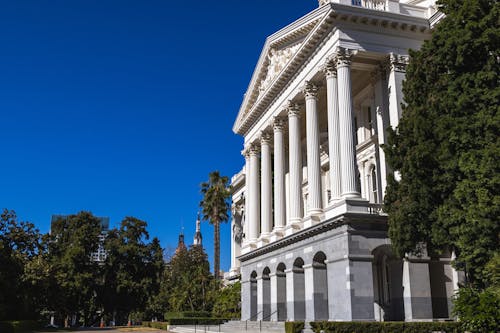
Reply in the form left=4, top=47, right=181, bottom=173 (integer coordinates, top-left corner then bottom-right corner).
left=175, top=225, right=187, bottom=254
left=193, top=212, right=203, bottom=246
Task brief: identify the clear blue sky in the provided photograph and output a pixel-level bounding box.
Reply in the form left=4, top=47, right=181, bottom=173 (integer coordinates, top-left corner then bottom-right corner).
left=0, top=0, right=316, bottom=272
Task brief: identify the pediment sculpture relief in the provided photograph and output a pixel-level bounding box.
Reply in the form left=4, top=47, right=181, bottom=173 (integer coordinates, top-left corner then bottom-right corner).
left=258, top=43, right=301, bottom=98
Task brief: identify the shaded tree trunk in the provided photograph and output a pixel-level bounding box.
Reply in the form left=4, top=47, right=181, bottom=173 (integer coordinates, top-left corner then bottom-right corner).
left=214, top=220, right=220, bottom=279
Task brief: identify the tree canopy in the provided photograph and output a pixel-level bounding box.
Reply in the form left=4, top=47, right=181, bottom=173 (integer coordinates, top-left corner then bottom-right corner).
left=384, top=0, right=499, bottom=286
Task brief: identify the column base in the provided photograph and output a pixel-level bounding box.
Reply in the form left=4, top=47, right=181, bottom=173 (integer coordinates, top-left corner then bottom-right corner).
left=303, top=212, right=323, bottom=229
left=241, top=240, right=258, bottom=254
left=257, top=233, right=271, bottom=247
left=342, top=191, right=361, bottom=198
left=285, top=220, right=303, bottom=236
left=270, top=227, right=285, bottom=242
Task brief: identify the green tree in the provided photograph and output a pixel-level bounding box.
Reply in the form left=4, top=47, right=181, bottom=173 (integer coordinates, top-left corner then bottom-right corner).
left=164, top=245, right=215, bottom=312
left=46, top=212, right=102, bottom=326
left=0, top=209, right=43, bottom=320
left=103, top=217, right=163, bottom=324
left=383, top=0, right=499, bottom=330
left=384, top=0, right=499, bottom=285
left=212, top=282, right=241, bottom=319
left=200, top=171, right=231, bottom=279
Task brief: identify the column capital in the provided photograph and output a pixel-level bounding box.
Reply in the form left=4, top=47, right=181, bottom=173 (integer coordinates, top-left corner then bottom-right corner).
left=323, top=58, right=337, bottom=79
left=335, top=47, right=354, bottom=67
left=260, top=131, right=272, bottom=145
left=303, top=81, right=320, bottom=100
left=286, top=102, right=302, bottom=118
left=273, top=116, right=286, bottom=131
left=388, top=52, right=409, bottom=73
left=248, top=143, right=260, bottom=156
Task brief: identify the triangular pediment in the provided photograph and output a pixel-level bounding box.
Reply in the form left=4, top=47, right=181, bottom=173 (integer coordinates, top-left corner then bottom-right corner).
left=233, top=6, right=330, bottom=134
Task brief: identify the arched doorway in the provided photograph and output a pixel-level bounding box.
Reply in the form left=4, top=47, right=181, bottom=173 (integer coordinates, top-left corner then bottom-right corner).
left=372, top=246, right=404, bottom=321
left=262, top=267, right=271, bottom=321
left=313, top=252, right=328, bottom=320
left=276, top=263, right=287, bottom=321
left=250, top=271, right=258, bottom=320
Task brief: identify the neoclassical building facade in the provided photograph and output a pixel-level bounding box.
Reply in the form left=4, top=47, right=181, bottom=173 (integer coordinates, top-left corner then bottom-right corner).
left=228, top=0, right=459, bottom=322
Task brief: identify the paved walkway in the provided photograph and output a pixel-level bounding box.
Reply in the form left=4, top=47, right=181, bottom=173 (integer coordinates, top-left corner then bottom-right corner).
left=37, top=328, right=172, bottom=333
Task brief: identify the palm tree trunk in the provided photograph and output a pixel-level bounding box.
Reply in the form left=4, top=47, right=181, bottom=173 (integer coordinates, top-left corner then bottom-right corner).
left=214, top=220, right=220, bottom=279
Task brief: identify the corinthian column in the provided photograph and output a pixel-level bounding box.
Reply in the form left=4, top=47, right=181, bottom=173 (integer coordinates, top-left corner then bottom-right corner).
left=273, top=117, right=286, bottom=233
left=242, top=150, right=250, bottom=244
left=260, top=132, right=273, bottom=238
left=304, top=82, right=323, bottom=216
left=287, top=103, right=303, bottom=224
left=336, top=48, right=360, bottom=198
left=248, top=144, right=261, bottom=241
left=324, top=60, right=342, bottom=200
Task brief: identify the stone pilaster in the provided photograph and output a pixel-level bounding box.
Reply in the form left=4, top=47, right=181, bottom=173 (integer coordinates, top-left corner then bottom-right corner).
left=273, top=117, right=286, bottom=234
left=372, top=66, right=389, bottom=198
left=287, top=103, right=303, bottom=226
left=324, top=59, right=342, bottom=200
left=336, top=48, right=360, bottom=198
left=304, top=82, right=323, bottom=216
left=386, top=53, right=408, bottom=130
left=285, top=267, right=305, bottom=321
left=260, top=131, right=273, bottom=239
left=403, top=256, right=433, bottom=320
left=303, top=264, right=315, bottom=321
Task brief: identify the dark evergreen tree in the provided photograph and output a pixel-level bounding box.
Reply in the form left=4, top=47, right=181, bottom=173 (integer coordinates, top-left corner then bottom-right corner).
left=165, top=245, right=215, bottom=312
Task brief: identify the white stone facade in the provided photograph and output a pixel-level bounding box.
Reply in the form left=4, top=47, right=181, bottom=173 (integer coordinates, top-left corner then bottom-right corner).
left=229, top=0, right=460, bottom=322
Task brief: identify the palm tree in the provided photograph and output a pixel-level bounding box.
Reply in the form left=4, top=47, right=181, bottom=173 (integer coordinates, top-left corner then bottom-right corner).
left=200, top=171, right=231, bottom=279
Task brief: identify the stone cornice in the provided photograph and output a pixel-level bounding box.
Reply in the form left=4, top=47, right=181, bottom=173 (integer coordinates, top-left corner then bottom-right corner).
left=233, top=3, right=431, bottom=136
left=237, top=212, right=387, bottom=262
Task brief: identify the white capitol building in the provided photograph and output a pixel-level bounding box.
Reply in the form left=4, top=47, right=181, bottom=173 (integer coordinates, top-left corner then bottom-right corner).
left=227, top=0, right=461, bottom=323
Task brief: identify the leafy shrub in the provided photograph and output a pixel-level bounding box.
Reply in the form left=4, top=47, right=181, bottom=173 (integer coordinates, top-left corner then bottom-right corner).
left=285, top=321, right=304, bottom=333
left=169, top=317, right=228, bottom=325
left=212, top=282, right=241, bottom=319
left=0, top=321, right=40, bottom=333
left=164, top=311, right=211, bottom=319
left=310, top=321, right=461, bottom=333
left=142, top=321, right=169, bottom=330
left=453, top=287, right=500, bottom=333
left=0, top=322, right=14, bottom=333
left=182, top=311, right=211, bottom=318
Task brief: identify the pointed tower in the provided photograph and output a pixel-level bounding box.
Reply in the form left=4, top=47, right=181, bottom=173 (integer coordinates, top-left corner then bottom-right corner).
left=193, top=213, right=203, bottom=246
left=175, top=228, right=187, bottom=255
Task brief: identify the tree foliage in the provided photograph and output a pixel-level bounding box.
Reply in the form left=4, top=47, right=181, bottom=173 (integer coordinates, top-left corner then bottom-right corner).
left=200, top=171, right=231, bottom=279
left=102, top=217, right=164, bottom=324
left=384, top=0, right=499, bottom=286
left=164, top=245, right=215, bottom=312
left=46, top=212, right=103, bottom=326
left=0, top=209, right=43, bottom=320
left=212, top=282, right=241, bottom=319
